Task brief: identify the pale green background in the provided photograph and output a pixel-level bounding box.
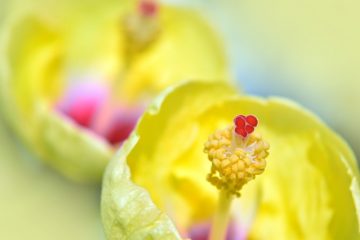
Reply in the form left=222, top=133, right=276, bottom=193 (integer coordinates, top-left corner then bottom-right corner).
left=0, top=116, right=105, bottom=240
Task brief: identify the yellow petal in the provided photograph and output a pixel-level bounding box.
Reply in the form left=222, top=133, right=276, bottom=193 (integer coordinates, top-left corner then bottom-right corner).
left=101, top=81, right=237, bottom=238
left=102, top=81, right=360, bottom=239
left=101, top=131, right=182, bottom=239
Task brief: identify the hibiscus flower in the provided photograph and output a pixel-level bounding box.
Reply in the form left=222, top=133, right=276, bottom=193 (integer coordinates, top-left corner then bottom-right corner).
left=102, top=81, right=360, bottom=239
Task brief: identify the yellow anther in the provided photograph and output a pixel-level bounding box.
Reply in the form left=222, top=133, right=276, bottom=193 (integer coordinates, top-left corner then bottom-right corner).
left=204, top=125, right=270, bottom=197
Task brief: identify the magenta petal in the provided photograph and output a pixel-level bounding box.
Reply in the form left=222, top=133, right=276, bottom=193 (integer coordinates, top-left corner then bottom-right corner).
left=226, top=221, right=247, bottom=240
left=187, top=222, right=210, bottom=240
left=187, top=220, right=247, bottom=240
left=57, top=81, right=108, bottom=127
left=56, top=78, right=144, bottom=145
left=104, top=109, right=142, bottom=145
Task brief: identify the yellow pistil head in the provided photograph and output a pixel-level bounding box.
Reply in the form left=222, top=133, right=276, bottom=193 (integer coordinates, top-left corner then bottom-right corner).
left=204, top=115, right=269, bottom=197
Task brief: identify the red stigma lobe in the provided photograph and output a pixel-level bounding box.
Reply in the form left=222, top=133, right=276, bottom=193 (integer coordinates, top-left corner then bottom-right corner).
left=234, top=114, right=258, bottom=138
left=245, top=115, right=258, bottom=127
left=235, top=127, right=247, bottom=138
left=234, top=115, right=246, bottom=128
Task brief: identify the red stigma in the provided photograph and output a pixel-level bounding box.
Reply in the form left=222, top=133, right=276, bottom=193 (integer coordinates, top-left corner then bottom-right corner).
left=245, top=115, right=258, bottom=127
left=139, top=0, right=158, bottom=17
left=234, top=114, right=258, bottom=138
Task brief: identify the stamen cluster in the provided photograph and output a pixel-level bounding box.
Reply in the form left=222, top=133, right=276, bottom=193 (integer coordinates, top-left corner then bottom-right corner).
left=204, top=119, right=269, bottom=197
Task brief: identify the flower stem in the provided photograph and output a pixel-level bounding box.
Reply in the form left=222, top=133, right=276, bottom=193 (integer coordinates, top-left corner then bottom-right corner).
left=209, top=189, right=234, bottom=240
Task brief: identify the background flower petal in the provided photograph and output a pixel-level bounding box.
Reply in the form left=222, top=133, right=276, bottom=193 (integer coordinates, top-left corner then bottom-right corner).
left=121, top=6, right=230, bottom=101
left=0, top=16, right=113, bottom=182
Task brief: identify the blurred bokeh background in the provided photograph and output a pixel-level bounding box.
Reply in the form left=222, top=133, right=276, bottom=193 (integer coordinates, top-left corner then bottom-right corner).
left=1, top=0, right=360, bottom=239
left=0, top=122, right=104, bottom=239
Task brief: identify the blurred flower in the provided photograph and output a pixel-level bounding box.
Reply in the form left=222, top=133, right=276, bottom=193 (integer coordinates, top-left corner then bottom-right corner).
left=0, top=0, right=229, bottom=182
left=101, top=81, right=360, bottom=239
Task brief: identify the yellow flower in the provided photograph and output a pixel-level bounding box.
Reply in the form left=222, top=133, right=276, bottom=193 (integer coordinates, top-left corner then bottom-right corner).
left=0, top=0, right=229, bottom=182
left=101, top=81, right=360, bottom=239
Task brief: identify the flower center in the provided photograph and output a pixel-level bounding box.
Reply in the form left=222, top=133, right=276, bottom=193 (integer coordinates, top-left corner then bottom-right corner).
left=57, top=80, right=143, bottom=146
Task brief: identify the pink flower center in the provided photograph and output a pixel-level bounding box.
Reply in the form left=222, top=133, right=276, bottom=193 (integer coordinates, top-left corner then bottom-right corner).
left=187, top=220, right=247, bottom=240
left=57, top=80, right=143, bottom=146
